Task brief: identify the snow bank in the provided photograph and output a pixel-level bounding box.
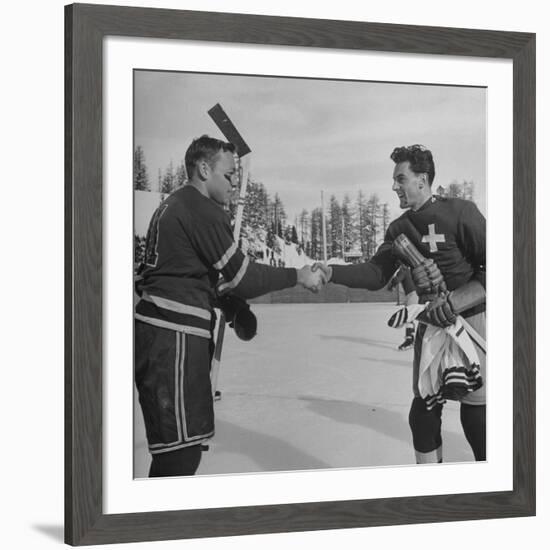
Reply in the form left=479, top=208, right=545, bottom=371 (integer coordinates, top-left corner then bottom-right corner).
left=134, top=190, right=163, bottom=237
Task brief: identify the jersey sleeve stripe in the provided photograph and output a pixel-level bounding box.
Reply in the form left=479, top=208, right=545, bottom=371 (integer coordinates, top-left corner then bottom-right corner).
left=141, top=292, right=212, bottom=320
left=217, top=256, right=250, bottom=293
left=219, top=249, right=248, bottom=279
left=213, top=242, right=238, bottom=270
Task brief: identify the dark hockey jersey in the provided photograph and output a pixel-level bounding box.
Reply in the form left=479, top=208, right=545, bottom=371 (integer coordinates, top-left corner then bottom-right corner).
left=331, top=196, right=486, bottom=293
left=135, top=185, right=296, bottom=338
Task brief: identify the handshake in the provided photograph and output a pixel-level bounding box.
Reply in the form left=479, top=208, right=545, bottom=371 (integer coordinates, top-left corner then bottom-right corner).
left=296, top=263, right=333, bottom=293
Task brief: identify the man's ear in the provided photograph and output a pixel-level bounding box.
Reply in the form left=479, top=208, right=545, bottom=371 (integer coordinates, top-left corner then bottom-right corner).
left=418, top=172, right=427, bottom=189
left=197, top=160, right=210, bottom=181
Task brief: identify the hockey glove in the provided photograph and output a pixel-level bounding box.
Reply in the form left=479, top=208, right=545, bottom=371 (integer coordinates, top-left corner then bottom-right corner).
left=422, top=292, right=457, bottom=327
left=216, top=294, right=257, bottom=341
left=411, top=258, right=446, bottom=295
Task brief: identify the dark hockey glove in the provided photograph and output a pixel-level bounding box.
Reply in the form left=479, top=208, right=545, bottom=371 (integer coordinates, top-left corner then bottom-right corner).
left=216, top=294, right=257, bottom=341
left=421, top=292, right=457, bottom=328
left=411, top=258, right=446, bottom=295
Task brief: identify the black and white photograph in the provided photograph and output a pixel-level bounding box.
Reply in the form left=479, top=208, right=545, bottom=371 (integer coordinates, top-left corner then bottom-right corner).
left=132, top=69, right=487, bottom=479
left=2, top=0, right=539, bottom=547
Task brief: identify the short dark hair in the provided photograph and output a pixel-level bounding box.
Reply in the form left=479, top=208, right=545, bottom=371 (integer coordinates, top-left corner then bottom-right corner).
left=390, top=144, right=435, bottom=185
left=185, top=135, right=236, bottom=179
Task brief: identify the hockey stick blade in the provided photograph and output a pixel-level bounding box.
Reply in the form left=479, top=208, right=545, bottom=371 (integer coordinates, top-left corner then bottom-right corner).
left=208, top=103, right=252, bottom=157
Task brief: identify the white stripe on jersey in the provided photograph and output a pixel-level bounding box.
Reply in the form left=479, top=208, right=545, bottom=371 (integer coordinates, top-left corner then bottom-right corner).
left=134, top=314, right=211, bottom=339
left=217, top=256, right=249, bottom=293
left=213, top=241, right=238, bottom=270
left=175, top=332, right=183, bottom=442
left=141, top=292, right=211, bottom=320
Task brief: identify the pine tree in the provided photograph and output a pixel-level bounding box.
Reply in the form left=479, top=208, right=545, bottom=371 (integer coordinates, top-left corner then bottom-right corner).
left=160, top=161, right=176, bottom=195
left=341, top=194, right=353, bottom=256
left=365, top=194, right=381, bottom=259
left=133, top=146, right=150, bottom=191
left=242, top=179, right=269, bottom=233
left=260, top=184, right=270, bottom=230
left=175, top=161, right=187, bottom=189
left=329, top=195, right=342, bottom=258
left=277, top=220, right=283, bottom=239
left=291, top=225, right=299, bottom=245
left=266, top=227, right=275, bottom=250
left=355, top=190, right=369, bottom=257
left=298, top=208, right=310, bottom=248
left=269, top=194, right=286, bottom=239
left=310, top=207, right=324, bottom=260
left=283, top=225, right=293, bottom=244
left=381, top=203, right=390, bottom=237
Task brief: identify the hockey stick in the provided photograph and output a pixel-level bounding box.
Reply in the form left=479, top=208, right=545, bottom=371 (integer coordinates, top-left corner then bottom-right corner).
left=208, top=104, right=252, bottom=397
left=393, top=233, right=486, bottom=351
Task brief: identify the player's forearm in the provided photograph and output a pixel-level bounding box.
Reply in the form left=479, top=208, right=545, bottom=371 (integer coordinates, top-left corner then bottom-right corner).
left=330, top=262, right=387, bottom=290
left=232, top=262, right=298, bottom=300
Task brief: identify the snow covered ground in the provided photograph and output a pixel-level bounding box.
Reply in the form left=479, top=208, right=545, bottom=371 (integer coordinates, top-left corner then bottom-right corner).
left=133, top=303, right=475, bottom=477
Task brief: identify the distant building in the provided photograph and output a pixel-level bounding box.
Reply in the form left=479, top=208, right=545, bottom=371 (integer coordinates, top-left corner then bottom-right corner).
left=344, top=248, right=363, bottom=264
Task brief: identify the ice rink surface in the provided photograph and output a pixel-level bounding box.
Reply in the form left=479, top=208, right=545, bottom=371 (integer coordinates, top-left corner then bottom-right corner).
left=134, top=303, right=475, bottom=477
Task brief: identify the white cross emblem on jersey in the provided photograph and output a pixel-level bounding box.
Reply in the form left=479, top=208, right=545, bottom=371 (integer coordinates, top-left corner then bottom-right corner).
left=422, top=224, right=445, bottom=252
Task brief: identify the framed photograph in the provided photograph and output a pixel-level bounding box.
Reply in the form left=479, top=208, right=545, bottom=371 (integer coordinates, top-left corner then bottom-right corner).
left=65, top=3, right=535, bottom=546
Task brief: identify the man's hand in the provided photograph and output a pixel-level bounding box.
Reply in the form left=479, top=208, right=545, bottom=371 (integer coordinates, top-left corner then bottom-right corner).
left=422, top=293, right=457, bottom=327
left=297, top=265, right=328, bottom=293
left=311, top=262, right=333, bottom=283
left=411, top=258, right=445, bottom=294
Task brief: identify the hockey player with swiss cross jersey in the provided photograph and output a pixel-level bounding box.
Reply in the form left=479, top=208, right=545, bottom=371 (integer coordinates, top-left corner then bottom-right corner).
left=135, top=136, right=327, bottom=477
left=314, top=145, right=486, bottom=464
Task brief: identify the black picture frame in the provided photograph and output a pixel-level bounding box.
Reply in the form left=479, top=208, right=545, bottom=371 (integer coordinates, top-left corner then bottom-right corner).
left=65, top=3, right=536, bottom=546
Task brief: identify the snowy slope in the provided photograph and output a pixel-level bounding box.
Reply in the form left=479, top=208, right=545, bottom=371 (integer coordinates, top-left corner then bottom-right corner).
left=134, top=190, right=163, bottom=237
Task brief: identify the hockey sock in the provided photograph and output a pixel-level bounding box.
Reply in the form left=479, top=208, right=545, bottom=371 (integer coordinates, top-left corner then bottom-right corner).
left=149, top=444, right=203, bottom=477
left=409, top=397, right=443, bottom=463
left=460, top=403, right=486, bottom=461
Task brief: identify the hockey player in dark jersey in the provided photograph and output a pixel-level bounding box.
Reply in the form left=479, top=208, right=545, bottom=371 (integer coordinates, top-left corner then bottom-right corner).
left=314, top=144, right=486, bottom=464
left=135, top=136, right=327, bottom=477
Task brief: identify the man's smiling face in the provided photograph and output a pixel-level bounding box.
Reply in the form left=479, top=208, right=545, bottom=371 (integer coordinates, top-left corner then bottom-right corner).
left=392, top=161, right=427, bottom=211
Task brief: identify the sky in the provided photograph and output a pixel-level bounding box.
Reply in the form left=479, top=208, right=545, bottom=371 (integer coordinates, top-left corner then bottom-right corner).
left=134, top=70, right=486, bottom=223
